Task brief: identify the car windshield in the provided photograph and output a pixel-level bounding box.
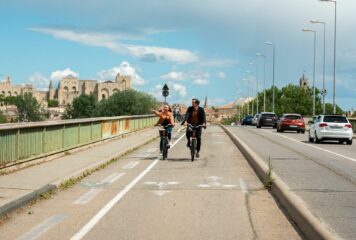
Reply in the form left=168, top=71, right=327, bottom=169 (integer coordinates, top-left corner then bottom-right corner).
left=262, top=114, right=275, bottom=118
left=323, top=116, right=348, bottom=123
left=284, top=115, right=301, bottom=120
left=246, top=116, right=253, bottom=119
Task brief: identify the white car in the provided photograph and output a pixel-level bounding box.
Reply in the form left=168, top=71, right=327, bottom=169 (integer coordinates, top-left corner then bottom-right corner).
left=309, top=115, right=353, bottom=145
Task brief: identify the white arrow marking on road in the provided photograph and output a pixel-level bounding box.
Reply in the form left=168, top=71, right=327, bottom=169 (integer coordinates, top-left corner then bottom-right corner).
left=197, top=184, right=211, bottom=188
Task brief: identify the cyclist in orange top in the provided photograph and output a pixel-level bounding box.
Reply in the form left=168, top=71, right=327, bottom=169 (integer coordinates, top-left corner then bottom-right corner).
left=153, top=104, right=175, bottom=148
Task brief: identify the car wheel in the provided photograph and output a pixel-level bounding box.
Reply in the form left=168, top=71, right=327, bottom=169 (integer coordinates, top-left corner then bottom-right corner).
left=314, top=131, right=321, bottom=143
left=280, top=128, right=284, bottom=132
left=347, top=139, right=353, bottom=145
left=257, top=125, right=261, bottom=129
left=308, top=133, right=314, bottom=142
left=301, top=130, right=305, bottom=134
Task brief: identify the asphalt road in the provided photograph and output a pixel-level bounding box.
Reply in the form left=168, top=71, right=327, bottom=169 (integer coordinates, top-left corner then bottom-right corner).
left=0, top=126, right=300, bottom=240
left=228, top=125, right=356, bottom=240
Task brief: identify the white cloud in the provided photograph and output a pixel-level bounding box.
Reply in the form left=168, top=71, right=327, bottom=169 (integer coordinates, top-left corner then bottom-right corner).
left=216, top=72, right=226, bottom=79
left=30, top=27, right=199, bottom=64
left=50, top=68, right=79, bottom=81
left=172, top=84, right=187, bottom=98
left=193, top=78, right=209, bottom=85
left=28, top=73, right=50, bottom=90
left=97, top=61, right=147, bottom=86
left=160, top=71, right=185, bottom=81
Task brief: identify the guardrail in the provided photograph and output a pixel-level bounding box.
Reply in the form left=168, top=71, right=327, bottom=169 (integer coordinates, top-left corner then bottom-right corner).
left=0, top=115, right=158, bottom=168
left=349, top=118, right=356, bottom=133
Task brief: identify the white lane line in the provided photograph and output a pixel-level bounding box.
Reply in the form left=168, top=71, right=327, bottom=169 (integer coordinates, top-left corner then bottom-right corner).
left=71, top=133, right=186, bottom=240
left=74, top=173, right=125, bottom=204
left=16, top=214, right=66, bottom=240
left=239, top=179, right=249, bottom=194
left=122, top=161, right=140, bottom=169
left=261, top=129, right=356, bottom=163
left=146, top=148, right=158, bottom=153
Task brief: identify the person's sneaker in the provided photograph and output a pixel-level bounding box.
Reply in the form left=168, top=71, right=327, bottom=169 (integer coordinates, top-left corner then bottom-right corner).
left=167, top=143, right=171, bottom=148
left=196, top=152, right=200, bottom=158
left=186, top=142, right=190, bottom=148
left=159, top=152, right=163, bottom=156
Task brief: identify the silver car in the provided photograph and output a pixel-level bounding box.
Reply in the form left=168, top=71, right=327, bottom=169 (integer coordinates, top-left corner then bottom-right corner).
left=251, top=114, right=259, bottom=126
left=309, top=115, right=353, bottom=145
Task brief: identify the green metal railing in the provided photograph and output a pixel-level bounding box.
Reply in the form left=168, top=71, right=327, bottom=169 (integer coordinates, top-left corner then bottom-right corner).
left=0, top=115, right=157, bottom=168
left=349, top=118, right=356, bottom=133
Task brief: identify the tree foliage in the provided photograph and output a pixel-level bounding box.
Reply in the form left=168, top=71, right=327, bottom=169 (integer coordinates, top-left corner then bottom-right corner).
left=63, top=94, right=97, bottom=119
left=63, top=90, right=158, bottom=119
left=0, top=111, right=6, bottom=124
left=15, top=93, right=44, bottom=122
left=249, top=84, right=344, bottom=117
left=47, top=99, right=59, bottom=108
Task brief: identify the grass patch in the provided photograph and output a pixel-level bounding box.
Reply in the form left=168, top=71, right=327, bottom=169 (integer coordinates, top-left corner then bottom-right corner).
left=264, top=157, right=274, bottom=189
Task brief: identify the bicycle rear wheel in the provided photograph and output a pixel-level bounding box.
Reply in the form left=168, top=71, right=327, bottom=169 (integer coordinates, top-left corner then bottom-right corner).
left=190, top=138, right=196, bottom=161
left=162, top=138, right=168, bottom=160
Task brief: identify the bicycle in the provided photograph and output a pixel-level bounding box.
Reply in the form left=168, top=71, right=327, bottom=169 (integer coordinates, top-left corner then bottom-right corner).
left=187, top=124, right=204, bottom=161
left=157, top=124, right=173, bottom=160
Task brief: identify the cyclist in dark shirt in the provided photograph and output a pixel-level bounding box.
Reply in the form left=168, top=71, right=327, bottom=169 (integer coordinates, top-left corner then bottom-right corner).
left=181, top=98, right=206, bottom=158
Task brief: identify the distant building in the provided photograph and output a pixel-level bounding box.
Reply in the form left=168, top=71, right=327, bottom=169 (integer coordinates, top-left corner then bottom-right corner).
left=0, top=73, right=132, bottom=107
left=299, top=73, right=309, bottom=90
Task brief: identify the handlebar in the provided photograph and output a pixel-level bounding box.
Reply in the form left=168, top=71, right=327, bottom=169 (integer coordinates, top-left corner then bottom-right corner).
left=187, top=124, right=205, bottom=129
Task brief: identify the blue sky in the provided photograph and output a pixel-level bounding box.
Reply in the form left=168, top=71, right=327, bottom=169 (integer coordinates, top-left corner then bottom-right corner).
left=1, top=0, right=356, bottom=109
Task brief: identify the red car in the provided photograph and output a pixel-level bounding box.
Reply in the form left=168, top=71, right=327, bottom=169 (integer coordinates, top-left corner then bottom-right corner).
left=277, top=114, right=305, bottom=133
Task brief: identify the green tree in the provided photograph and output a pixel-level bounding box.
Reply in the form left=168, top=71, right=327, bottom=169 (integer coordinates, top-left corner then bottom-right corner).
left=324, top=103, right=343, bottom=115
left=253, top=84, right=343, bottom=117
left=95, top=89, right=158, bottom=117
left=15, top=93, right=44, bottom=122
left=63, top=94, right=97, bottom=119
left=0, top=111, right=6, bottom=123
left=47, top=99, right=59, bottom=108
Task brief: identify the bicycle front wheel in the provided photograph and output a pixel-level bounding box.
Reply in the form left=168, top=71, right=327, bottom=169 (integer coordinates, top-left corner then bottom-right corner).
left=191, top=139, right=196, bottom=161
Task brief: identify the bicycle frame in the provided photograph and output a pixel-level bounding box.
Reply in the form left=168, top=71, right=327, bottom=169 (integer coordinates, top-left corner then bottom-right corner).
left=187, top=124, right=203, bottom=161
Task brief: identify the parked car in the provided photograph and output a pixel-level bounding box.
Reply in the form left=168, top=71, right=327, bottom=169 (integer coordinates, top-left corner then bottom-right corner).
left=309, top=115, right=353, bottom=145
left=277, top=114, right=305, bottom=133
left=256, top=112, right=277, bottom=128
left=241, top=115, right=253, bottom=125
left=252, top=114, right=259, bottom=126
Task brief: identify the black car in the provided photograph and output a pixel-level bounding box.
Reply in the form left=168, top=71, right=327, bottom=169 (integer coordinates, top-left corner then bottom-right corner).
left=241, top=115, right=253, bottom=125
left=256, top=112, right=277, bottom=128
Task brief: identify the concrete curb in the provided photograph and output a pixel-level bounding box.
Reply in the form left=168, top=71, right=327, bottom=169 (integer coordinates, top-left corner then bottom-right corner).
left=0, top=133, right=159, bottom=218
left=219, top=124, right=342, bottom=240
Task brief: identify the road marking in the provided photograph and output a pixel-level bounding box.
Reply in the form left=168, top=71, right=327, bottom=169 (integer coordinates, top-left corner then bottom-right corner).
left=16, top=214, right=66, bottom=240
left=146, top=147, right=158, bottom=153
left=151, top=190, right=172, bottom=196
left=261, top=129, right=356, bottom=163
left=197, top=176, right=237, bottom=189
left=239, top=179, right=249, bottom=194
left=122, top=161, right=140, bottom=169
left=74, top=173, right=125, bottom=204
left=74, top=189, right=103, bottom=205
left=144, top=181, right=180, bottom=196
left=71, top=133, right=186, bottom=240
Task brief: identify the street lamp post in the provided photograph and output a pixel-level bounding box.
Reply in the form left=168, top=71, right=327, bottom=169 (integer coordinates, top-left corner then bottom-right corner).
left=256, top=52, right=266, bottom=112
left=320, top=0, right=337, bottom=113
left=162, top=84, right=169, bottom=103
left=243, top=78, right=250, bottom=115
left=311, top=19, right=327, bottom=114
left=249, top=62, right=259, bottom=114
left=302, top=28, right=317, bottom=117
left=265, top=42, right=276, bottom=113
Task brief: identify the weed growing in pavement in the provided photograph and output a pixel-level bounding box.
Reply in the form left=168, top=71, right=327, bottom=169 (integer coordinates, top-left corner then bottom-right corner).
left=264, top=157, right=274, bottom=189
left=64, top=151, right=71, bottom=156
